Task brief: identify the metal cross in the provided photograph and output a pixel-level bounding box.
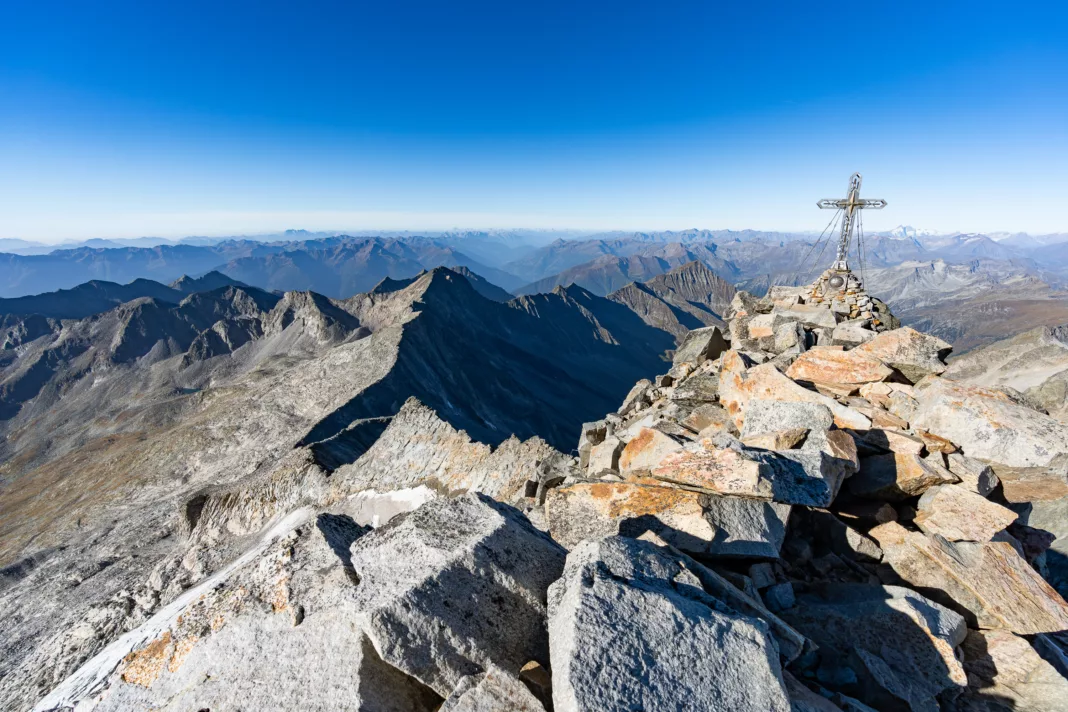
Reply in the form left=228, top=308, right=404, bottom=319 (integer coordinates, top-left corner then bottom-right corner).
left=817, top=172, right=886, bottom=270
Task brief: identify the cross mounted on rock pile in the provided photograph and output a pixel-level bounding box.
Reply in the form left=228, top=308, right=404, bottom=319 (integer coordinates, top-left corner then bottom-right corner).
left=805, top=172, right=889, bottom=329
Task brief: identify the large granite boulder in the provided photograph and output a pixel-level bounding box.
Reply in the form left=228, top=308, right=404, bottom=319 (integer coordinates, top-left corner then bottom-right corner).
left=719, top=351, right=871, bottom=431
left=673, top=325, right=728, bottom=365
left=544, top=481, right=791, bottom=559
left=958, top=629, right=1068, bottom=712
left=779, top=583, right=967, bottom=712
left=910, top=378, right=1068, bottom=467
left=548, top=536, right=791, bottom=711
left=654, top=437, right=852, bottom=507
left=38, top=509, right=443, bottom=712
left=853, top=327, right=951, bottom=383
left=350, top=493, right=567, bottom=697
left=870, top=522, right=1068, bottom=634
left=785, top=349, right=893, bottom=390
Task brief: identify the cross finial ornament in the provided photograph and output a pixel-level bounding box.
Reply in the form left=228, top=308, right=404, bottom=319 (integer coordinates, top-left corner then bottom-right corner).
left=817, top=172, right=886, bottom=270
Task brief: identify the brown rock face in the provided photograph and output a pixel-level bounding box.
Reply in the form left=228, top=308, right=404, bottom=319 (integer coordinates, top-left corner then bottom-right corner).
left=871, top=522, right=1068, bottom=634
left=848, top=452, right=958, bottom=501
left=914, top=484, right=1018, bottom=542
left=718, top=350, right=871, bottom=431
left=785, top=349, right=893, bottom=388
left=543, top=481, right=791, bottom=559
left=654, top=442, right=770, bottom=498
left=853, top=327, right=951, bottom=383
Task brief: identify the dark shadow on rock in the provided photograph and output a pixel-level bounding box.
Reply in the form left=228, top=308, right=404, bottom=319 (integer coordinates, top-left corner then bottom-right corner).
left=779, top=582, right=1020, bottom=712
left=316, top=512, right=369, bottom=565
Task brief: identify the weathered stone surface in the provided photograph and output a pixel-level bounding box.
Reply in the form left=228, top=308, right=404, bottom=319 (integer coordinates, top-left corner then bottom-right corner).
left=784, top=671, right=847, bottom=712
left=832, top=321, right=876, bottom=348
left=958, top=629, right=1068, bottom=712
left=785, top=350, right=893, bottom=388
left=848, top=452, right=958, bottom=502
left=577, top=420, right=607, bottom=469
left=39, top=509, right=443, bottom=712
left=719, top=352, right=871, bottom=431
left=672, top=325, right=728, bottom=365
left=635, top=532, right=811, bottom=661
left=911, top=377, right=1068, bottom=467
left=871, top=521, right=1068, bottom=634
left=749, top=313, right=776, bottom=338
left=544, top=481, right=791, bottom=559
left=350, top=493, right=566, bottom=697
left=670, top=369, right=721, bottom=404
left=773, top=304, right=839, bottom=330
left=441, top=669, right=547, bottom=712
left=548, top=536, right=791, bottom=712
left=853, top=327, right=951, bottom=383
left=654, top=439, right=851, bottom=507
left=740, top=400, right=835, bottom=439
left=680, top=402, right=732, bottom=433
left=618, top=379, right=653, bottom=416
left=989, top=463, right=1068, bottom=503
left=774, top=320, right=807, bottom=353
left=702, top=495, right=792, bottom=558
left=779, top=584, right=967, bottom=712
left=855, top=428, right=925, bottom=455
left=618, top=428, right=684, bottom=476
left=946, top=453, right=999, bottom=496
left=1007, top=488, right=1068, bottom=600
left=587, top=435, right=623, bottom=474
left=334, top=398, right=561, bottom=505
left=914, top=484, right=1017, bottom=542
left=764, top=582, right=796, bottom=612
left=742, top=428, right=809, bottom=450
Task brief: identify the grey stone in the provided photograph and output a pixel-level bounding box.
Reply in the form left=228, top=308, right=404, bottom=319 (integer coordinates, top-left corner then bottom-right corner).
left=548, top=536, right=791, bottom=712
left=749, top=562, right=777, bottom=589
left=911, top=377, right=1068, bottom=467
left=946, top=453, right=999, bottom=496
left=832, top=322, right=876, bottom=348
left=764, top=582, right=796, bottom=612
left=44, top=508, right=443, bottom=712
left=441, top=669, right=547, bottom=712
left=544, top=481, right=791, bottom=560
left=703, top=495, right=793, bottom=558
left=772, top=304, right=839, bottom=331
left=350, top=493, right=566, bottom=697
left=853, top=327, right=951, bottom=383
left=617, top=379, right=654, bottom=416
left=740, top=400, right=835, bottom=439
left=673, top=326, right=728, bottom=365
left=779, top=584, right=967, bottom=712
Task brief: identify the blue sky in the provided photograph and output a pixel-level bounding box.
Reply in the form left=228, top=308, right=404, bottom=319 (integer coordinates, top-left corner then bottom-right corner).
left=1, top=0, right=1066, bottom=241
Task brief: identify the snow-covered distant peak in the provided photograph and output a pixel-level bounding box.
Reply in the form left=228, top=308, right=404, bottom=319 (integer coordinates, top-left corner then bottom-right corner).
left=887, top=225, right=939, bottom=239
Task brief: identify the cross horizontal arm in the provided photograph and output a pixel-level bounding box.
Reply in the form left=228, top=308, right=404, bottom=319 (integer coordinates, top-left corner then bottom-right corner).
left=817, top=198, right=887, bottom=209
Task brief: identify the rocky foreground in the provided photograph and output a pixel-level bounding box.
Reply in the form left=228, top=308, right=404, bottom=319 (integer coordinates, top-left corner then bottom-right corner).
left=28, top=286, right=1068, bottom=711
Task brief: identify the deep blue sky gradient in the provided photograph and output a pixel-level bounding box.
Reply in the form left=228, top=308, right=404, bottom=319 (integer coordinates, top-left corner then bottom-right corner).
left=1, top=1, right=1066, bottom=239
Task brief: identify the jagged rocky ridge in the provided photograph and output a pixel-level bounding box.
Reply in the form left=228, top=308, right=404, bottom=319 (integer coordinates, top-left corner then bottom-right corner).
left=10, top=271, right=1068, bottom=710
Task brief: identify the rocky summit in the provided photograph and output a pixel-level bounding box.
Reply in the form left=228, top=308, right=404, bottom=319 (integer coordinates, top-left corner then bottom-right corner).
left=5, top=268, right=1068, bottom=712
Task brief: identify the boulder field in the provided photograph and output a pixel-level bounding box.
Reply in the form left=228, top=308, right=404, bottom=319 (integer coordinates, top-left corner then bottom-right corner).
left=34, top=290, right=1068, bottom=712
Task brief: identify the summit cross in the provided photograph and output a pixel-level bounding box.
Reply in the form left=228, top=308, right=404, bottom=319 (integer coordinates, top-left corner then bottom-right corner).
left=817, top=172, right=886, bottom=270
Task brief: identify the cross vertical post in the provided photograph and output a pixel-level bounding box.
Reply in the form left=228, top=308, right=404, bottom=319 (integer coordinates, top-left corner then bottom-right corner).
left=817, top=172, right=886, bottom=270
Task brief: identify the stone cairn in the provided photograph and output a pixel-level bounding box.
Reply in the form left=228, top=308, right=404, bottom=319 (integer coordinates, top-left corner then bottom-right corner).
left=805, top=268, right=891, bottom=331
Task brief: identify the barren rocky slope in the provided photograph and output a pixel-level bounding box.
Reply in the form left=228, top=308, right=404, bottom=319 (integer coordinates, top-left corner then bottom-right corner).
left=7, top=266, right=1068, bottom=711
left=0, top=266, right=692, bottom=708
